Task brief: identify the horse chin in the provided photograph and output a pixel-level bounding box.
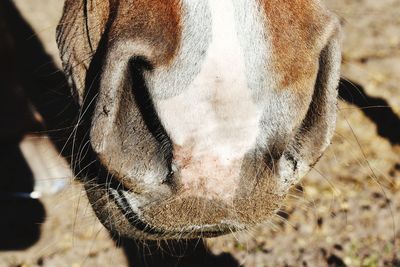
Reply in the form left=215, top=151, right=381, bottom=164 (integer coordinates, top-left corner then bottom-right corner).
left=84, top=182, right=241, bottom=240
left=82, top=157, right=286, bottom=240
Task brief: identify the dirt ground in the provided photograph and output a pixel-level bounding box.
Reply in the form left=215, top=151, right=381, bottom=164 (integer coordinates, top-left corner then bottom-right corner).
left=0, top=0, right=399, bottom=266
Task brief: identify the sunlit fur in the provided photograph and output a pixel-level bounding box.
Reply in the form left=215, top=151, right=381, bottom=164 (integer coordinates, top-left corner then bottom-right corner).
left=56, top=0, right=341, bottom=239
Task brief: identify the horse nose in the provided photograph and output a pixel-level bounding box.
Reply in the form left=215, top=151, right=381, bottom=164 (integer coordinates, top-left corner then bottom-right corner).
left=171, top=144, right=244, bottom=200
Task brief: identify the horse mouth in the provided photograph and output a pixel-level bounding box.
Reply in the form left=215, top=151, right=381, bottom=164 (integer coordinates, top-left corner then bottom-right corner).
left=105, top=186, right=243, bottom=239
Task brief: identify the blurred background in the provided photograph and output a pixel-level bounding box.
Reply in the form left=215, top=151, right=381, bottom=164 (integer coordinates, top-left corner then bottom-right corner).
left=0, top=0, right=399, bottom=266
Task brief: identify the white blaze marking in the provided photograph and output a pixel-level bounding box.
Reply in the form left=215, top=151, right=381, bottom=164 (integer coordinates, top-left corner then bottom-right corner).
left=155, top=0, right=262, bottom=198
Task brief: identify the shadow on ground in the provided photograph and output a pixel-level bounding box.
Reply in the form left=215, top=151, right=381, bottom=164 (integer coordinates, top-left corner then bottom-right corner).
left=116, top=238, right=241, bottom=267
left=339, top=78, right=400, bottom=145
left=0, top=1, right=46, bottom=251
left=0, top=140, right=46, bottom=250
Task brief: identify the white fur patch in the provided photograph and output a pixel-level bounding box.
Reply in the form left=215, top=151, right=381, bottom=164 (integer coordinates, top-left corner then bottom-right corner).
left=151, top=0, right=262, bottom=199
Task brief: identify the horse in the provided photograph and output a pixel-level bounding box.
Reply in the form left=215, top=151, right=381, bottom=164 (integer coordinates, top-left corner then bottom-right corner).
left=3, top=0, right=342, bottom=241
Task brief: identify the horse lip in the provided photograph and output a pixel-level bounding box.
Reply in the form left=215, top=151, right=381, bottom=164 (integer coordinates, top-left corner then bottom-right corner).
left=107, top=187, right=241, bottom=239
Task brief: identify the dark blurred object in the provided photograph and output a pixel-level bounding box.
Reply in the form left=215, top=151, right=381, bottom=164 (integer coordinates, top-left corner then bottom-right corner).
left=116, top=238, right=241, bottom=267
left=0, top=1, right=78, bottom=141
left=339, top=78, right=400, bottom=145
left=0, top=1, right=39, bottom=138
left=0, top=0, right=51, bottom=250
left=0, top=193, right=46, bottom=250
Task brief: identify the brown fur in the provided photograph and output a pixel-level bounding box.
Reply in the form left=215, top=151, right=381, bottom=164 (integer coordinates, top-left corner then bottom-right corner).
left=110, top=0, right=182, bottom=65
left=57, top=0, right=182, bottom=100
left=261, top=0, right=333, bottom=89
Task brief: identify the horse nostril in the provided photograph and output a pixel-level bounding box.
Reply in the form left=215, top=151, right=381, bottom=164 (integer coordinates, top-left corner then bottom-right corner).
left=263, top=138, right=289, bottom=164
left=162, top=171, right=174, bottom=185
left=162, top=163, right=178, bottom=185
